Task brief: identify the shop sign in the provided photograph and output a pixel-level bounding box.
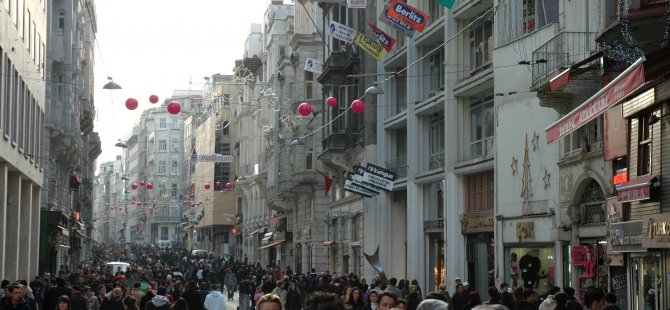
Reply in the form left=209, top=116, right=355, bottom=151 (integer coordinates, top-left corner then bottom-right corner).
left=461, top=213, right=494, bottom=233
left=386, top=0, right=430, bottom=32
left=610, top=220, right=644, bottom=252
left=423, top=219, right=444, bottom=232
left=378, top=7, right=416, bottom=38
left=368, top=23, right=396, bottom=52
left=355, top=33, right=385, bottom=61
left=546, top=59, right=645, bottom=145
left=347, top=0, right=366, bottom=8
left=195, top=154, right=233, bottom=163
left=516, top=222, right=535, bottom=240
left=304, top=57, right=323, bottom=75
left=642, top=214, right=670, bottom=248
left=612, top=172, right=628, bottom=186
left=329, top=22, right=357, bottom=44
left=611, top=273, right=627, bottom=290
left=362, top=163, right=397, bottom=192
left=274, top=231, right=286, bottom=242
left=616, top=175, right=657, bottom=202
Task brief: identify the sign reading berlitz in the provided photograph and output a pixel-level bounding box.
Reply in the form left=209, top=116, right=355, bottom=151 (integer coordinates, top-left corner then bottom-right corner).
left=386, top=0, right=430, bottom=32
left=379, top=6, right=416, bottom=37
left=368, top=23, right=396, bottom=52
left=546, top=61, right=645, bottom=144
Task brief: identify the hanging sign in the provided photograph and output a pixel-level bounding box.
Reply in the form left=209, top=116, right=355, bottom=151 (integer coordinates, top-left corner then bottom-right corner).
left=435, top=0, right=456, bottom=9
left=352, top=166, right=381, bottom=194
left=368, top=23, right=396, bottom=52
left=379, top=7, right=416, bottom=37
left=344, top=174, right=376, bottom=197
left=304, top=57, right=323, bottom=74
left=329, top=21, right=357, bottom=44
left=386, top=0, right=430, bottom=32
left=347, top=0, right=366, bottom=8
left=195, top=154, right=233, bottom=163
left=355, top=33, right=385, bottom=60
left=362, top=163, right=397, bottom=192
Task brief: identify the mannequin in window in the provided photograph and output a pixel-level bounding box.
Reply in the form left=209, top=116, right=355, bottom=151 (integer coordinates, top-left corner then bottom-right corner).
left=519, top=250, right=541, bottom=289
left=584, top=247, right=595, bottom=278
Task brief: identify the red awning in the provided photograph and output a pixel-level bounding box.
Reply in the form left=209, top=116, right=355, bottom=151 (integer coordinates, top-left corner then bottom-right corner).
left=617, top=175, right=658, bottom=202
left=258, top=240, right=283, bottom=250
left=545, top=57, right=646, bottom=145
left=322, top=241, right=337, bottom=247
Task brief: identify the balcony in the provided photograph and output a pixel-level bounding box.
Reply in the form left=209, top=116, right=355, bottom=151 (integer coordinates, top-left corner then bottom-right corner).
left=559, top=116, right=604, bottom=162
left=386, top=155, right=407, bottom=179
left=317, top=48, right=360, bottom=85
left=321, top=132, right=360, bottom=154
left=531, top=32, right=599, bottom=90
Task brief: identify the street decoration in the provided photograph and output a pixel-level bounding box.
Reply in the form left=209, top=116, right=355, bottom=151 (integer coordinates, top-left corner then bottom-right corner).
left=131, top=183, right=138, bottom=190
left=146, top=183, right=153, bottom=190
left=149, top=94, right=159, bottom=104
left=140, top=181, right=145, bottom=186
left=327, top=97, right=337, bottom=107
left=226, top=182, right=234, bottom=190
left=298, top=102, right=312, bottom=116
left=125, top=98, right=138, bottom=110
left=329, top=21, right=357, bottom=44
left=351, top=99, right=365, bottom=113
left=215, top=181, right=222, bottom=188
left=167, top=101, right=181, bottom=114
left=204, top=183, right=211, bottom=190
left=304, top=57, right=323, bottom=74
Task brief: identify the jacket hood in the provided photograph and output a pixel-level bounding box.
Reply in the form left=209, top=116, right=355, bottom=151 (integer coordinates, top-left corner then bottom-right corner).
left=208, top=291, right=224, bottom=298
left=151, top=295, right=170, bottom=307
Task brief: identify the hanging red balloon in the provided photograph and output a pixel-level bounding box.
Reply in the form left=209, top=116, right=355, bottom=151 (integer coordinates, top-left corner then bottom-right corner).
left=215, top=181, right=222, bottom=188
left=140, top=181, right=145, bottom=186
left=191, top=203, right=196, bottom=208
left=144, top=202, right=148, bottom=205
left=298, top=102, right=312, bottom=116
left=125, top=98, right=138, bottom=110
left=204, top=183, right=211, bottom=190
left=167, top=101, right=181, bottom=114
left=351, top=99, right=365, bottom=113
left=131, top=183, right=138, bottom=190
left=226, top=182, right=233, bottom=190
left=327, top=97, right=337, bottom=107
left=149, top=95, right=159, bottom=104
left=146, top=183, right=153, bottom=190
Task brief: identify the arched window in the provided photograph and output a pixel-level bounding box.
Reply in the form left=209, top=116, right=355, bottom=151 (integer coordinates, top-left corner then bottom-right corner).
left=580, top=180, right=606, bottom=224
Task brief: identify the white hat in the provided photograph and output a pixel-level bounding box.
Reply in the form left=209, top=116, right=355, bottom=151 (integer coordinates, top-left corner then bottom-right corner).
left=463, top=282, right=470, bottom=286
left=454, top=277, right=461, bottom=281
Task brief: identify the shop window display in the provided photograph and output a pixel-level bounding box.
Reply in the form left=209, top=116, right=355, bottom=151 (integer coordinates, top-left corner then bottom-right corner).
left=506, top=246, right=556, bottom=294
left=571, top=244, right=608, bottom=300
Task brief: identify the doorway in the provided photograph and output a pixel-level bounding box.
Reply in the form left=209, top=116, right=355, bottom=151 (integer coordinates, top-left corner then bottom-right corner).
left=630, top=254, right=661, bottom=310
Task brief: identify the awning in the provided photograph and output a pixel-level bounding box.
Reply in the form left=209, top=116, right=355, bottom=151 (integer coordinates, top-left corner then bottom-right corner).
left=249, top=227, right=266, bottom=235
left=617, top=175, right=658, bottom=202
left=322, top=241, right=338, bottom=246
left=258, top=240, right=283, bottom=249
left=545, top=57, right=646, bottom=145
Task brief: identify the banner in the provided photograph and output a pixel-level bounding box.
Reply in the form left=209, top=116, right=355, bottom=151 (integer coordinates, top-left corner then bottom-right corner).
left=329, top=21, right=357, bottom=44
left=362, top=163, right=397, bottom=192
left=379, top=6, right=416, bottom=37
left=347, top=0, right=366, bottom=8
left=386, top=0, right=430, bottom=32
left=604, top=105, right=628, bottom=160
left=304, top=57, right=323, bottom=74
left=368, top=23, right=396, bottom=52
left=355, top=33, right=385, bottom=60
left=195, top=154, right=233, bottom=163
left=435, top=0, right=456, bottom=9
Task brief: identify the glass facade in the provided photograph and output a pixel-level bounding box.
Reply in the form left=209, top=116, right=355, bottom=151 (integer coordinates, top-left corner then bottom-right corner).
left=505, top=245, right=556, bottom=294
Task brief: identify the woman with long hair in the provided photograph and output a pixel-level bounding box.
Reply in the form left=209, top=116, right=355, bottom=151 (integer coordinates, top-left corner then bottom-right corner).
left=451, top=284, right=468, bottom=310
left=123, top=296, right=138, bottom=310
left=405, top=286, right=421, bottom=310
left=285, top=283, right=301, bottom=310
left=341, top=286, right=352, bottom=304
left=363, top=290, right=378, bottom=310
left=57, top=295, right=71, bottom=310
left=347, top=287, right=365, bottom=310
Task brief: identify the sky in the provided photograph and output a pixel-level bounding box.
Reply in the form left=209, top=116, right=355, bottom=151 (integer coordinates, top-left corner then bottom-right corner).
left=93, top=0, right=270, bottom=167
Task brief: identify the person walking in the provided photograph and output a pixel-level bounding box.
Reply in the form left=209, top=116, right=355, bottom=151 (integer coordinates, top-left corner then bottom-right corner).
left=203, top=285, right=225, bottom=310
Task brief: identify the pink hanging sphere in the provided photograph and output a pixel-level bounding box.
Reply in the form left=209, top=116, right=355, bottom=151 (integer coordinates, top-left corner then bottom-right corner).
left=140, top=181, right=145, bottom=186
left=204, top=183, right=211, bottom=190
left=351, top=99, right=365, bottom=113
left=125, top=98, right=139, bottom=110
left=131, top=183, right=138, bottom=190
left=298, top=102, right=312, bottom=116
left=149, top=95, right=159, bottom=104
left=167, top=101, right=181, bottom=114
left=146, top=183, right=153, bottom=190
left=226, top=182, right=233, bottom=190
left=327, top=97, right=338, bottom=107
left=215, top=181, right=222, bottom=188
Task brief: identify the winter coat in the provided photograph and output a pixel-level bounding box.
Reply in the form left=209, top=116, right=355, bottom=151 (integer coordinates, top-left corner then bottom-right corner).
left=145, top=295, right=170, bottom=310
left=182, top=288, right=202, bottom=310
left=203, top=291, right=226, bottom=310
left=0, top=297, right=34, bottom=310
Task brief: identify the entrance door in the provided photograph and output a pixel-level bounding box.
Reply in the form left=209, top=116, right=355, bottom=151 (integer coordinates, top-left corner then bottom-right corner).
left=630, top=254, right=661, bottom=310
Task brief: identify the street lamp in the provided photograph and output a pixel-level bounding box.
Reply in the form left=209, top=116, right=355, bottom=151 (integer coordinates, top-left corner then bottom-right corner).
left=115, top=139, right=128, bottom=148
left=103, top=77, right=122, bottom=90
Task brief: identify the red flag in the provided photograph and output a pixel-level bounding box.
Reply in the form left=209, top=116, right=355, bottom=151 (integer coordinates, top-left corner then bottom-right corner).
left=315, top=169, right=334, bottom=196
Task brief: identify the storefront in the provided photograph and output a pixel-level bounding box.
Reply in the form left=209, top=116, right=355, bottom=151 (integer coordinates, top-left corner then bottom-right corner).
left=639, top=213, right=670, bottom=310
left=462, top=211, right=494, bottom=295
left=424, top=219, right=445, bottom=291
left=610, top=219, right=644, bottom=310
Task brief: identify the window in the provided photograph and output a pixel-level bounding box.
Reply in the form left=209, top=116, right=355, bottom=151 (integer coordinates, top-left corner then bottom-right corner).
left=159, top=118, right=166, bottom=129
left=58, top=11, right=64, bottom=31
left=223, top=94, right=230, bottom=106
left=159, top=184, right=167, bottom=197
left=469, top=18, right=493, bottom=72
left=171, top=184, right=178, bottom=197
left=561, top=116, right=604, bottom=160
left=427, top=49, right=445, bottom=98
left=305, top=71, right=314, bottom=100
left=330, top=4, right=353, bottom=51
left=161, top=227, right=168, bottom=239
left=470, top=96, right=494, bottom=159
left=158, top=140, right=166, bottom=151
left=4, top=59, right=12, bottom=136
left=158, top=160, right=166, bottom=174
left=17, top=80, right=23, bottom=149
left=523, top=0, right=558, bottom=34
left=172, top=160, right=179, bottom=174
left=11, top=68, right=18, bottom=143
left=429, top=115, right=445, bottom=170
left=57, top=75, right=64, bottom=102
left=638, top=114, right=653, bottom=175
left=27, top=10, right=31, bottom=54
left=466, top=171, right=494, bottom=212
left=305, top=136, right=313, bottom=170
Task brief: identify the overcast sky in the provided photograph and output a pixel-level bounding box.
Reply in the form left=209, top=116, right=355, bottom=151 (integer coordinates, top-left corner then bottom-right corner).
left=93, top=0, right=270, bottom=167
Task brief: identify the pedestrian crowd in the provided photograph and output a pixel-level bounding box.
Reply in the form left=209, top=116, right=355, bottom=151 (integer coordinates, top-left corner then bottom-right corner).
left=0, top=244, right=622, bottom=310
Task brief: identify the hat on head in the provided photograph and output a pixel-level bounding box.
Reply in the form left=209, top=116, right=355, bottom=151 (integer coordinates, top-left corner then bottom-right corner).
left=454, top=277, right=461, bottom=281
left=463, top=282, right=470, bottom=286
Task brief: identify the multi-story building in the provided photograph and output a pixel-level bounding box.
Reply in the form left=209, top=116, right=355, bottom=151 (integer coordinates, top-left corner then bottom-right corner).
left=0, top=0, right=48, bottom=281
left=39, top=0, right=101, bottom=274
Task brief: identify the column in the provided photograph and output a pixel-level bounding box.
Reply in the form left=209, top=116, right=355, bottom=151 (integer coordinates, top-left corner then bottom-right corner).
left=19, top=179, right=32, bottom=278
left=30, top=183, right=41, bottom=278
left=4, top=171, right=22, bottom=280
left=0, top=163, right=7, bottom=277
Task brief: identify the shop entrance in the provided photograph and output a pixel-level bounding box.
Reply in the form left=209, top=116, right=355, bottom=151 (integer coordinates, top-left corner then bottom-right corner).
left=630, top=254, right=661, bottom=310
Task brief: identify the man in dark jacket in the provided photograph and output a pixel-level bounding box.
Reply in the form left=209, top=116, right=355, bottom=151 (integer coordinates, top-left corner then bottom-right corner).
left=145, top=287, right=170, bottom=310
left=514, top=289, right=539, bottom=310
left=139, top=287, right=155, bottom=310
left=46, top=278, right=71, bottom=310
left=0, top=283, right=34, bottom=310
left=182, top=282, right=202, bottom=310
left=69, top=286, right=88, bottom=310
left=101, top=288, right=123, bottom=310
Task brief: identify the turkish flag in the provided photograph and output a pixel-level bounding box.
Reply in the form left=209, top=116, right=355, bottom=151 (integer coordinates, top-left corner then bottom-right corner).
left=315, top=169, right=334, bottom=196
